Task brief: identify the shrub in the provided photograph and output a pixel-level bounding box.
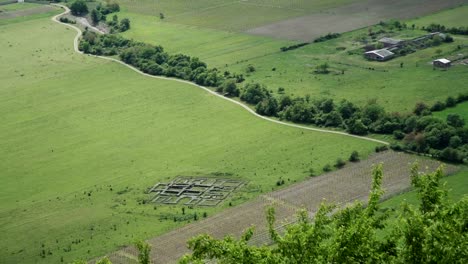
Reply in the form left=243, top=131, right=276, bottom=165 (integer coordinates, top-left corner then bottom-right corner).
left=323, top=164, right=332, bottom=172
left=430, top=101, right=446, bottom=112
left=375, top=145, right=389, bottom=152
left=349, top=151, right=360, bottom=162
left=334, top=158, right=346, bottom=168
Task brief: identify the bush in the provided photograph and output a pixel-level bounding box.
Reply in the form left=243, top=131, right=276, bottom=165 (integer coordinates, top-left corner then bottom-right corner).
left=245, top=65, right=256, bottom=73
left=375, top=145, right=389, bottom=152
left=446, top=96, right=456, bottom=107
left=349, top=151, right=360, bottom=162
left=390, top=143, right=404, bottom=152
left=323, top=164, right=332, bottom=172
left=314, top=33, right=341, bottom=43
left=430, top=101, right=446, bottom=112
left=334, top=158, right=346, bottom=168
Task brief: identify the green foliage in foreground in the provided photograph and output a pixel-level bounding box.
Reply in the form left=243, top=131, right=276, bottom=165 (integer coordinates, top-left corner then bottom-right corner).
left=180, top=165, right=468, bottom=263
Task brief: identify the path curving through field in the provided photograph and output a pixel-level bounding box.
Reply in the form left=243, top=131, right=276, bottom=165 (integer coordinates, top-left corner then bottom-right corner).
left=51, top=4, right=389, bottom=146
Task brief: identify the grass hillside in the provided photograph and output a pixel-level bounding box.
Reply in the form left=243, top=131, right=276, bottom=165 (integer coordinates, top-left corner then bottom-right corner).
left=0, top=13, right=379, bottom=264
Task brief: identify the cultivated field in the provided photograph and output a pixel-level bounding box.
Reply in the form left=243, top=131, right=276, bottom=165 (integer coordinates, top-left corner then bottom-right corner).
left=0, top=2, right=58, bottom=25
left=247, top=0, right=468, bottom=41
left=0, top=10, right=380, bottom=264
left=118, top=0, right=360, bottom=31
left=119, top=11, right=294, bottom=67
left=102, top=151, right=459, bottom=264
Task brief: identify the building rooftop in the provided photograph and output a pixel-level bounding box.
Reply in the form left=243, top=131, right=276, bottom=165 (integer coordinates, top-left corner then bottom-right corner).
left=365, top=49, right=395, bottom=58
left=434, top=58, right=451, bottom=64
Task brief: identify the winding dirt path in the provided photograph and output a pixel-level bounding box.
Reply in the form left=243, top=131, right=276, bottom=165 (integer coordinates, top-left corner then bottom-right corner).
left=51, top=4, right=389, bottom=146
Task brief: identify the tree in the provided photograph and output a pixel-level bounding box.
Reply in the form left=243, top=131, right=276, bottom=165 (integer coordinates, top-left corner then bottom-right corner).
left=240, top=82, right=269, bottom=105
left=135, top=241, right=151, bottom=264
left=219, top=79, right=239, bottom=97
left=413, top=102, right=429, bottom=116
left=90, top=9, right=100, bottom=26
left=159, top=13, right=165, bottom=19
left=70, top=0, right=88, bottom=16
left=447, top=113, right=465, bottom=128
left=347, top=119, right=368, bottom=135
left=256, top=97, right=279, bottom=117
left=120, top=18, right=131, bottom=32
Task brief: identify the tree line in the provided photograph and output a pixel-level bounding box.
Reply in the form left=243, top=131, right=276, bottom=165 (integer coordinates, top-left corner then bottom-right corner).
left=423, top=23, right=468, bottom=35
left=79, top=33, right=468, bottom=164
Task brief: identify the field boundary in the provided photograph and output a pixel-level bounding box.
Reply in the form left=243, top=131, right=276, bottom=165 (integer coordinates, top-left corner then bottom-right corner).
left=50, top=4, right=389, bottom=146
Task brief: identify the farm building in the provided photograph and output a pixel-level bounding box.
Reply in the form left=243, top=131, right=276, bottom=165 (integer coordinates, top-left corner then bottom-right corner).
left=433, top=58, right=451, bottom=68
left=379, top=37, right=403, bottom=47
left=364, top=49, right=395, bottom=61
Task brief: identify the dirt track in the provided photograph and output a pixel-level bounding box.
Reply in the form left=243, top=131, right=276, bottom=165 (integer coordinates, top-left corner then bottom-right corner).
left=246, top=0, right=468, bottom=41
left=101, top=151, right=458, bottom=263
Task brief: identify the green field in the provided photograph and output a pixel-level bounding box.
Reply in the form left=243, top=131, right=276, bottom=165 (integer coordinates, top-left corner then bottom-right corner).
left=119, top=11, right=294, bottom=67
left=433, top=102, right=468, bottom=126
left=410, top=4, right=468, bottom=28
left=0, top=13, right=380, bottom=264
left=117, top=0, right=358, bottom=31
left=115, top=4, right=468, bottom=112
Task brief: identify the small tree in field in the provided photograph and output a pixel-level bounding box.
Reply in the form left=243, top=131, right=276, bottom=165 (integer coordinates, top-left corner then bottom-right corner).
left=315, top=63, right=330, bottom=74
left=90, top=9, right=100, bottom=26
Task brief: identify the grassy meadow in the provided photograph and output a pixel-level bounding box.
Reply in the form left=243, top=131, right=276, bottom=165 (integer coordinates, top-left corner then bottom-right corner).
left=0, top=12, right=380, bottom=264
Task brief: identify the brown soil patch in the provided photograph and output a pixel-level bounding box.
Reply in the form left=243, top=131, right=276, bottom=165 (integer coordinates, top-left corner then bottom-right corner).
left=99, top=151, right=458, bottom=264
left=246, top=0, right=468, bottom=41
left=0, top=5, right=55, bottom=19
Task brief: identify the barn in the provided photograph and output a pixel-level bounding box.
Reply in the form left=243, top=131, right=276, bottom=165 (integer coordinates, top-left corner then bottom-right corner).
left=364, top=49, right=395, bottom=61
left=433, top=58, right=451, bottom=68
